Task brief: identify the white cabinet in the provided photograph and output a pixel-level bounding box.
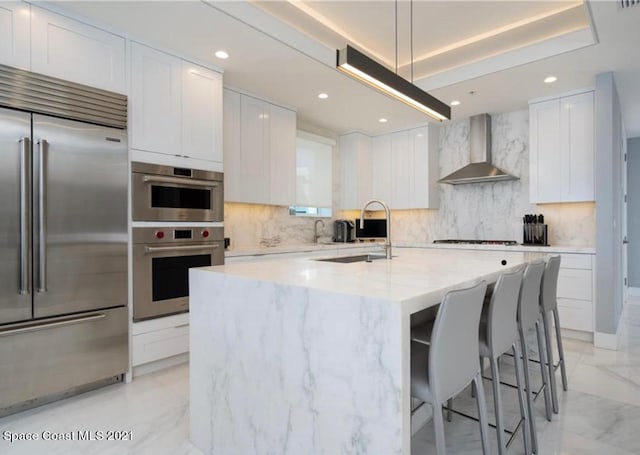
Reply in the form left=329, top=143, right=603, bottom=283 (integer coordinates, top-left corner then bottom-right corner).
left=31, top=6, right=126, bottom=93
left=182, top=61, right=223, bottom=164
left=338, top=132, right=372, bottom=210
left=373, top=125, right=440, bottom=210
left=0, top=2, right=30, bottom=70
left=269, top=103, right=296, bottom=206
left=131, top=42, right=223, bottom=170
left=132, top=314, right=189, bottom=368
left=529, top=90, right=594, bottom=203
left=131, top=43, right=181, bottom=156
left=223, top=88, right=296, bottom=205
left=372, top=134, right=392, bottom=203
left=556, top=253, right=594, bottom=332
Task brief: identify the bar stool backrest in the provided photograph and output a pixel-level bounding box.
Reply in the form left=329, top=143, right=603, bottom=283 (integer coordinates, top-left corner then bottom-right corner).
left=540, top=256, right=561, bottom=313
left=488, top=269, right=524, bottom=356
left=429, top=281, right=488, bottom=403
left=517, top=261, right=545, bottom=332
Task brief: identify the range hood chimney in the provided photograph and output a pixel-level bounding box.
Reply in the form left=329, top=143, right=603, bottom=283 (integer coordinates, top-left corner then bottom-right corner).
left=439, top=114, right=518, bottom=185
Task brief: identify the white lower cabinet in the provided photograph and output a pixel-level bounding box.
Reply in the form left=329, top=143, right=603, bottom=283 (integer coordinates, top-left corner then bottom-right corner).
left=132, top=314, right=189, bottom=367
left=556, top=253, right=594, bottom=332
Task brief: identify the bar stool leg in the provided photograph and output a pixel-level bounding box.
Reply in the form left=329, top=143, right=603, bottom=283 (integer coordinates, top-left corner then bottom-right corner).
left=489, top=356, right=506, bottom=455
left=432, top=401, right=447, bottom=455
left=520, top=329, right=538, bottom=454
left=535, top=320, right=553, bottom=422
left=553, top=307, right=569, bottom=391
left=473, top=373, right=491, bottom=455
left=513, top=342, right=532, bottom=455
left=542, top=310, right=559, bottom=413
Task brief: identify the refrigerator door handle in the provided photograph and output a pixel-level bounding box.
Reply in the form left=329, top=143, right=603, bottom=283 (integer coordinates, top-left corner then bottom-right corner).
left=37, top=139, right=48, bottom=293
left=19, top=137, right=31, bottom=295
left=0, top=313, right=107, bottom=337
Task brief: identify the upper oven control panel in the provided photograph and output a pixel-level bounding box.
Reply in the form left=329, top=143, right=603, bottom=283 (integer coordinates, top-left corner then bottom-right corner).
left=132, top=226, right=224, bottom=245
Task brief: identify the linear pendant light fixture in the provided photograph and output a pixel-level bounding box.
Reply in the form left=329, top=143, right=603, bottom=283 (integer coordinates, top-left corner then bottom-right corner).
left=336, top=45, right=450, bottom=121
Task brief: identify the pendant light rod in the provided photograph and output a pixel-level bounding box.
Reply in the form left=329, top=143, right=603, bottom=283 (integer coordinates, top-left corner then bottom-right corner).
left=395, top=0, right=398, bottom=74
left=411, top=0, right=414, bottom=83
left=336, top=45, right=451, bottom=121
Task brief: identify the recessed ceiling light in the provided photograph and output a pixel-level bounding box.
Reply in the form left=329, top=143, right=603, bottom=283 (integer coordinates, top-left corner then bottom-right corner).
left=450, top=100, right=461, bottom=106
left=379, top=118, right=388, bottom=123
left=215, top=50, right=229, bottom=59
left=544, top=76, right=557, bottom=84
left=318, top=93, right=328, bottom=99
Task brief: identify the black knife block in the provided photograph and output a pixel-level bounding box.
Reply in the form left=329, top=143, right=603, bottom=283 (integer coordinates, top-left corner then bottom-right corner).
left=523, top=224, right=548, bottom=246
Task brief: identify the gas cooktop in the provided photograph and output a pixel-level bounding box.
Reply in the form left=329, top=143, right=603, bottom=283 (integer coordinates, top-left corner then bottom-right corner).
left=433, top=239, right=519, bottom=246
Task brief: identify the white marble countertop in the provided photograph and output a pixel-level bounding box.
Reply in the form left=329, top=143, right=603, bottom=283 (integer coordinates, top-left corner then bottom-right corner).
left=203, top=248, right=547, bottom=314
left=224, top=241, right=595, bottom=258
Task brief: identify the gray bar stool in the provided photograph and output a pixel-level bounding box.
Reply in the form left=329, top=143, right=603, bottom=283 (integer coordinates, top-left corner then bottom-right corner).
left=410, top=281, right=490, bottom=455
left=540, top=255, right=568, bottom=414
left=477, top=269, right=531, bottom=455
left=518, top=260, right=553, bottom=454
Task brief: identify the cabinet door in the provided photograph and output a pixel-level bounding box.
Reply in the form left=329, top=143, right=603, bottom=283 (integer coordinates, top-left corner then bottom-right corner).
left=372, top=135, right=392, bottom=204
left=529, top=98, right=562, bottom=203
left=269, top=103, right=296, bottom=206
left=240, top=95, right=269, bottom=204
left=411, top=125, right=439, bottom=209
left=561, top=91, right=594, bottom=202
left=339, top=133, right=372, bottom=209
left=182, top=62, right=223, bottom=163
left=390, top=130, right=411, bottom=209
left=223, top=89, right=242, bottom=202
left=31, top=6, right=125, bottom=93
left=130, top=43, right=181, bottom=156
left=0, top=2, right=30, bottom=70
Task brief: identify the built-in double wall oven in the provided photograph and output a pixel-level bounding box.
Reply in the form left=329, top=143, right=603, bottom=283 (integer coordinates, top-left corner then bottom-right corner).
left=131, top=162, right=224, bottom=321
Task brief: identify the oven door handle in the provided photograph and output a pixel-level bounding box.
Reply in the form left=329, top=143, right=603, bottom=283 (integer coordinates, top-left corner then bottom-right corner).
left=142, top=175, right=219, bottom=188
left=144, top=244, right=220, bottom=254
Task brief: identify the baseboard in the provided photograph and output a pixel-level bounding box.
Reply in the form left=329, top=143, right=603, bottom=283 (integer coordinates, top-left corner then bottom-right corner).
left=594, top=332, right=619, bottom=350
left=132, top=353, right=189, bottom=377
left=411, top=399, right=433, bottom=436
left=560, top=328, right=594, bottom=343
left=628, top=287, right=640, bottom=298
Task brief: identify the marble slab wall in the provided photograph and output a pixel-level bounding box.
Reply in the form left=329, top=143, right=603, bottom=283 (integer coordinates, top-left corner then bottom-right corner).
left=224, top=109, right=595, bottom=250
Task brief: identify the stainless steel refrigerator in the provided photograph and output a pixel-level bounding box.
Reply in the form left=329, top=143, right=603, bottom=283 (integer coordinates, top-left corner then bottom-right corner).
left=0, top=65, right=129, bottom=415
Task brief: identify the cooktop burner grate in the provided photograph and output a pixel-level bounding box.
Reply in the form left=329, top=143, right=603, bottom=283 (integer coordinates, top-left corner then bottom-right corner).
left=433, top=239, right=519, bottom=245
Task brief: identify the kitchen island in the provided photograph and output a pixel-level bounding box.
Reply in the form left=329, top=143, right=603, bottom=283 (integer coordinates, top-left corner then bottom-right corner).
left=189, top=248, right=544, bottom=454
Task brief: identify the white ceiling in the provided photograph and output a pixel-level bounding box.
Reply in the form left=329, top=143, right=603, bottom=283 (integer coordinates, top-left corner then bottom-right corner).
left=53, top=1, right=640, bottom=137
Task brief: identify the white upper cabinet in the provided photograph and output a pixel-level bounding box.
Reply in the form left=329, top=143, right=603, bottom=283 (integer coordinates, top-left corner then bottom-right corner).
left=371, top=134, right=392, bottom=204
left=240, top=94, right=270, bottom=204
left=181, top=61, right=223, bottom=164
left=269, top=103, right=296, bottom=206
left=31, top=6, right=126, bottom=93
left=529, top=90, right=594, bottom=203
left=223, top=89, right=242, bottom=202
left=131, top=42, right=223, bottom=170
left=0, top=2, right=30, bottom=70
left=370, top=124, right=439, bottom=210
left=223, top=88, right=296, bottom=205
left=338, top=132, right=372, bottom=210
left=131, top=43, right=181, bottom=156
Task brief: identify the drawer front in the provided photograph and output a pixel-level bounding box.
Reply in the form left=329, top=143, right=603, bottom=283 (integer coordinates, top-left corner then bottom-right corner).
left=557, top=298, right=593, bottom=332
left=132, top=324, right=189, bottom=366
left=557, top=268, right=592, bottom=301
left=559, top=253, right=592, bottom=270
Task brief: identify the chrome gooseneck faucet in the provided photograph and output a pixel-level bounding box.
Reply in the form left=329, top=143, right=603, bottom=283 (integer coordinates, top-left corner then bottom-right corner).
left=359, top=199, right=392, bottom=259
left=314, top=219, right=325, bottom=244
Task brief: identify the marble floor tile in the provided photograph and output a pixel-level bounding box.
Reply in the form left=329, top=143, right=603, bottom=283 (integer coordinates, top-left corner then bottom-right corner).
left=0, top=297, right=638, bottom=454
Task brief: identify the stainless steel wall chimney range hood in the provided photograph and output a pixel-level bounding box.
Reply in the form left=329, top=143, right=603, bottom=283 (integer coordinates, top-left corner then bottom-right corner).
left=439, top=114, right=518, bottom=185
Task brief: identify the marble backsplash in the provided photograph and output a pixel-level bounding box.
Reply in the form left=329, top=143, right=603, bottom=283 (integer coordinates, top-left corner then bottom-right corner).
left=224, top=109, right=595, bottom=250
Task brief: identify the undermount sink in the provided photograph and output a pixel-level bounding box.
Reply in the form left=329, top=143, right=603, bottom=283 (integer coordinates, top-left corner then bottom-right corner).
left=315, top=254, right=387, bottom=263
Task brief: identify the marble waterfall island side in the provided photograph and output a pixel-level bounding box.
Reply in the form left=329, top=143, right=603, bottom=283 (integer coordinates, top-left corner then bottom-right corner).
left=189, top=248, right=540, bottom=454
